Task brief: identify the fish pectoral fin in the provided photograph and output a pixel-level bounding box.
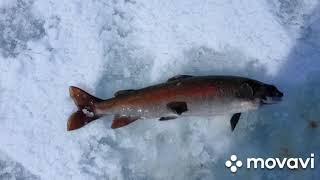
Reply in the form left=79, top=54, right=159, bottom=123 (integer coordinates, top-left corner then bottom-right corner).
left=111, top=116, right=139, bottom=129
left=230, top=113, right=241, bottom=131
left=167, top=102, right=188, bottom=115
left=167, top=75, right=193, bottom=82
left=159, top=115, right=178, bottom=121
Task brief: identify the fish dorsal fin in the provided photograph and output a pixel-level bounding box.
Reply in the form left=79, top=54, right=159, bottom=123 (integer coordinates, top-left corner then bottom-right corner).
left=114, top=89, right=136, bottom=97
left=167, top=75, right=193, bottom=82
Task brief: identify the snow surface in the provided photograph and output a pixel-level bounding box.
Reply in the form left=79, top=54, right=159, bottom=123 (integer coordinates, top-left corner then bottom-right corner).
left=0, top=0, right=320, bottom=179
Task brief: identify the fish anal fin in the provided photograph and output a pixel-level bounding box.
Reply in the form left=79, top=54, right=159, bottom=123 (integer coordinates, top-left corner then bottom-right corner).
left=167, top=102, right=188, bottom=115
left=159, top=115, right=178, bottom=121
left=111, top=116, right=139, bottom=129
left=114, top=89, right=136, bottom=97
left=230, top=113, right=241, bottom=131
left=167, top=75, right=193, bottom=82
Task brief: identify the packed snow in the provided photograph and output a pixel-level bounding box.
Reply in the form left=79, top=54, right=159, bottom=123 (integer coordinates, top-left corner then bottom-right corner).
left=0, top=0, right=319, bottom=179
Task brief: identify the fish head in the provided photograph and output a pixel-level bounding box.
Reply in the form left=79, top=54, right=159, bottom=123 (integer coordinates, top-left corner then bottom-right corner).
left=260, top=84, right=283, bottom=104
left=246, top=80, right=283, bottom=104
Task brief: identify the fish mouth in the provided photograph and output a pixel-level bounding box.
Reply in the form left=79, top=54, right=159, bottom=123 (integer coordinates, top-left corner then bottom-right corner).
left=261, top=90, right=284, bottom=104
left=261, top=96, right=283, bottom=104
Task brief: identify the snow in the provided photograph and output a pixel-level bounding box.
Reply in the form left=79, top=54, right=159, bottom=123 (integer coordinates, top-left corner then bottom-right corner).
left=0, top=0, right=320, bottom=179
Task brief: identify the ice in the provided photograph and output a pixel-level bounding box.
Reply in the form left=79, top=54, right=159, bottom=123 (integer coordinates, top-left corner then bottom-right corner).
left=0, top=0, right=319, bottom=179
left=0, top=0, right=45, bottom=57
left=0, top=151, right=39, bottom=180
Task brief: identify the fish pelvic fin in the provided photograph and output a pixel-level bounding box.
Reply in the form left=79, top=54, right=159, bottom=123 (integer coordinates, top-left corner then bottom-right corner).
left=67, top=86, right=103, bottom=131
left=167, top=101, right=188, bottom=115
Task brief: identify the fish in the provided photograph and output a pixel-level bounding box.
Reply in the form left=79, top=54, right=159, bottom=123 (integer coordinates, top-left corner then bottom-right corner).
left=67, top=75, right=283, bottom=131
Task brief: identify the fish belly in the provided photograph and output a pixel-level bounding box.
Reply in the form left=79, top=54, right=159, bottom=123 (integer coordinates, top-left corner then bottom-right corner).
left=183, top=98, right=260, bottom=116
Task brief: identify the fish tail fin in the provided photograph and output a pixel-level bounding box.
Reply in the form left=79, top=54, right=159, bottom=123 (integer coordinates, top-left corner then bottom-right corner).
left=67, top=86, right=103, bottom=131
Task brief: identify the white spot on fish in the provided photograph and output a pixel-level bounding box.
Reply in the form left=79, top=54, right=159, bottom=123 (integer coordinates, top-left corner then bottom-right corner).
left=82, top=108, right=94, bottom=117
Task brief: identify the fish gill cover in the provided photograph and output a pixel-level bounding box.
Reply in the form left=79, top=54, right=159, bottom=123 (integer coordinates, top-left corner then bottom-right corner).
left=0, top=0, right=319, bottom=179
